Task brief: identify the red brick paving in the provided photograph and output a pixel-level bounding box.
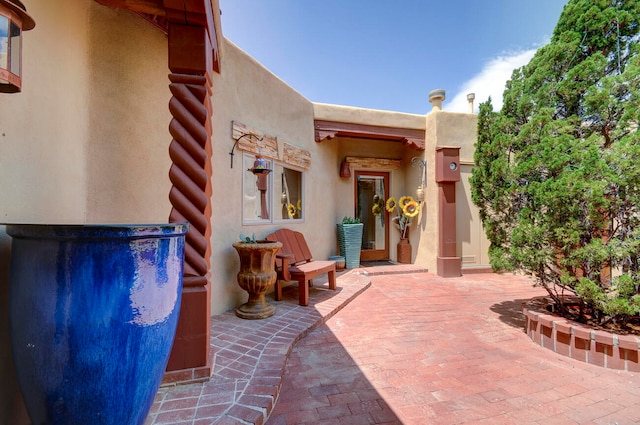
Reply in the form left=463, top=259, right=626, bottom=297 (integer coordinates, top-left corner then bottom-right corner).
left=146, top=267, right=374, bottom=425
left=266, top=271, right=640, bottom=425
left=147, top=267, right=640, bottom=424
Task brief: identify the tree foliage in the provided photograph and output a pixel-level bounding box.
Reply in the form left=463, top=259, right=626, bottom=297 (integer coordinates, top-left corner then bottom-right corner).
left=471, top=0, right=640, bottom=325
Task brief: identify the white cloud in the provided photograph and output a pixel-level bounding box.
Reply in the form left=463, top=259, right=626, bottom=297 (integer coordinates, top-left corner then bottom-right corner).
left=445, top=49, right=538, bottom=113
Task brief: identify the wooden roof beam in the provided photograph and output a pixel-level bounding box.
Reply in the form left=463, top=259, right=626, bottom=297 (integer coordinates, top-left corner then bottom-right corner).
left=94, top=0, right=165, bottom=15
left=314, top=120, right=425, bottom=151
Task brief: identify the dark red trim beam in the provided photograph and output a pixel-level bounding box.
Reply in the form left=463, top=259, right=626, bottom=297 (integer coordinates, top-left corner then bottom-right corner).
left=314, top=119, right=425, bottom=151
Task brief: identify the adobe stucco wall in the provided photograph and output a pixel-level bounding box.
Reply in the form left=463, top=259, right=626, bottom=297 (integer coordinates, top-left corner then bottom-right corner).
left=84, top=5, right=171, bottom=223
left=209, top=40, right=343, bottom=314
left=312, top=103, right=429, bottom=262
left=209, top=41, right=439, bottom=313
left=0, top=1, right=91, bottom=224
left=0, top=3, right=488, bottom=421
left=0, top=2, right=171, bottom=423
left=417, top=109, right=482, bottom=272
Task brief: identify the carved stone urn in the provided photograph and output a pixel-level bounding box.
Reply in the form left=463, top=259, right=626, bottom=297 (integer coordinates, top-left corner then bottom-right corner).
left=232, top=240, right=282, bottom=319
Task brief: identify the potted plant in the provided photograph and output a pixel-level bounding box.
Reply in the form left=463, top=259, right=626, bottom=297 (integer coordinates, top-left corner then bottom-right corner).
left=232, top=233, right=282, bottom=319
left=336, top=216, right=364, bottom=269
left=7, top=223, right=188, bottom=425
left=373, top=195, right=420, bottom=263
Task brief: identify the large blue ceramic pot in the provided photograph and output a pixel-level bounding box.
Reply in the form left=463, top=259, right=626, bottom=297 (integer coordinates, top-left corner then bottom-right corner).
left=6, top=223, right=188, bottom=425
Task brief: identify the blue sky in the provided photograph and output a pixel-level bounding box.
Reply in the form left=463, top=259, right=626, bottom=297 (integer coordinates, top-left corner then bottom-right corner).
left=218, top=1, right=568, bottom=114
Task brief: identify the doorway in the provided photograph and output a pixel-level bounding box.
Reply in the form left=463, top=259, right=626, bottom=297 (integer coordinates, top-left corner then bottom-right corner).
left=355, top=171, right=390, bottom=261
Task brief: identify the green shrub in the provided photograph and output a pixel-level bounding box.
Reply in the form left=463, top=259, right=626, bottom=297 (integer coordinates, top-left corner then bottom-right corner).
left=471, top=0, right=640, bottom=325
left=341, top=216, right=361, bottom=224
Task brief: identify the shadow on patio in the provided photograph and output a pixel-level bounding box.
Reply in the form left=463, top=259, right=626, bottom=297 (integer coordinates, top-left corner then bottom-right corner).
left=148, top=269, right=640, bottom=425
left=146, top=268, right=375, bottom=424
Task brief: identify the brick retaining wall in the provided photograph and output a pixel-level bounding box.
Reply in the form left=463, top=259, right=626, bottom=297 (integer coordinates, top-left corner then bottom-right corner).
left=522, top=297, right=640, bottom=371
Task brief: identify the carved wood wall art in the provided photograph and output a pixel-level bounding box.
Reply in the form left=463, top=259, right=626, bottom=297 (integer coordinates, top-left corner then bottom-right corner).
left=344, top=156, right=402, bottom=170
left=232, top=121, right=278, bottom=160
left=283, top=143, right=310, bottom=169
left=232, top=120, right=311, bottom=169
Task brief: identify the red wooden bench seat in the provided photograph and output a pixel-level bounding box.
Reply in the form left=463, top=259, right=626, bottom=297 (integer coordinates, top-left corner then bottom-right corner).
left=265, top=228, right=337, bottom=306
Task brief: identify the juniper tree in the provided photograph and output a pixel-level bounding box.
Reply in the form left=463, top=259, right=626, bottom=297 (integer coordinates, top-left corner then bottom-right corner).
left=471, top=0, right=640, bottom=325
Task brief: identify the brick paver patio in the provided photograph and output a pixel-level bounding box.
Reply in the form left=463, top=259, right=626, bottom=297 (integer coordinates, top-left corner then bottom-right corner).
left=148, top=266, right=640, bottom=424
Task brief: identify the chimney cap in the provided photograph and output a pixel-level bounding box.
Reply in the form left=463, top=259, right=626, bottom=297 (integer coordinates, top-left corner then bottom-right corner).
left=429, top=89, right=446, bottom=103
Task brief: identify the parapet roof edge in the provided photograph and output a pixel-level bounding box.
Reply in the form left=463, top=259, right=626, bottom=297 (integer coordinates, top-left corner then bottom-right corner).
left=312, top=102, right=425, bottom=130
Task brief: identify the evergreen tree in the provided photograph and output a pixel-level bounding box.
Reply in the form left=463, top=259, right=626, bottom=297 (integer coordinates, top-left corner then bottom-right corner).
left=471, top=0, right=640, bottom=325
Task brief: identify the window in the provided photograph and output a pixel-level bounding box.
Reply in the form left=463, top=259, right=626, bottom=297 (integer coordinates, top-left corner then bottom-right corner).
left=242, top=153, right=304, bottom=224
left=274, top=162, right=303, bottom=221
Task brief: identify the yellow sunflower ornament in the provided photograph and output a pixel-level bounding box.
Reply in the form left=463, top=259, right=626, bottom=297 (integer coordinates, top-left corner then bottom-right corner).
left=287, top=203, right=297, bottom=218
left=371, top=194, right=385, bottom=217
left=384, top=195, right=420, bottom=238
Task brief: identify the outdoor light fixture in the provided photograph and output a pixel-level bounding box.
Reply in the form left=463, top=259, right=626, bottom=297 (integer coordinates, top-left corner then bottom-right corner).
left=229, top=132, right=264, bottom=169
left=248, top=155, right=272, bottom=175
left=411, top=156, right=427, bottom=202
left=339, top=159, right=351, bottom=178
left=0, top=0, right=35, bottom=93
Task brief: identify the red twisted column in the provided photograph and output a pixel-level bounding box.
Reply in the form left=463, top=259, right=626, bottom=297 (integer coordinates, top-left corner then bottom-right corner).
left=92, top=0, right=219, bottom=383
left=164, top=23, right=213, bottom=381
left=168, top=73, right=212, bottom=280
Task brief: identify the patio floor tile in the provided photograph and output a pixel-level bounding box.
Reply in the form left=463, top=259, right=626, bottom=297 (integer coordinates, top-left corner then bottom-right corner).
left=146, top=266, right=640, bottom=425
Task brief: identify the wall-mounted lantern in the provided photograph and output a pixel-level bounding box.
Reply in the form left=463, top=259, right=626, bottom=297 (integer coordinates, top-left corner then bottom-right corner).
left=230, top=132, right=266, bottom=169
left=0, top=0, right=35, bottom=93
left=249, top=154, right=271, bottom=220
left=248, top=155, right=272, bottom=175
left=339, top=159, right=351, bottom=178
left=411, top=156, right=427, bottom=202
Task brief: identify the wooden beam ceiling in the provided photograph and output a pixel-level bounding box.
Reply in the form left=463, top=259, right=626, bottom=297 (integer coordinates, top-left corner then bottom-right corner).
left=94, top=0, right=165, bottom=15
left=93, top=0, right=221, bottom=72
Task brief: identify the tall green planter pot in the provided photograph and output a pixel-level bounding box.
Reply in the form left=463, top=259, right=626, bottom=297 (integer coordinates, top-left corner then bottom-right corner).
left=336, top=223, right=364, bottom=269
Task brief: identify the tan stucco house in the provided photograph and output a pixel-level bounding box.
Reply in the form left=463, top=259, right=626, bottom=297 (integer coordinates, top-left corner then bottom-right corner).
left=0, top=1, right=488, bottom=422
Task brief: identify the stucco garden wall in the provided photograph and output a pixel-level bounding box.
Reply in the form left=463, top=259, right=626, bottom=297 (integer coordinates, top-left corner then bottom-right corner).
left=0, top=2, right=172, bottom=423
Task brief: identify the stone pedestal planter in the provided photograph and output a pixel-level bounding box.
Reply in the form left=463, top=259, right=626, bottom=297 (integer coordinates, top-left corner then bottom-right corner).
left=7, top=223, right=188, bottom=425
left=232, top=240, right=282, bottom=319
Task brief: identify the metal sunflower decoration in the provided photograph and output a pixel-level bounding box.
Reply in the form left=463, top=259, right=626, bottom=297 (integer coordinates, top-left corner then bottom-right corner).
left=384, top=195, right=420, bottom=239
left=287, top=203, right=297, bottom=218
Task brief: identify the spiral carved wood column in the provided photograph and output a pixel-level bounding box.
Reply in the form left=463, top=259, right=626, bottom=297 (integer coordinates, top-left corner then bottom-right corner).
left=164, top=23, right=214, bottom=382
left=92, top=0, right=220, bottom=384
left=168, top=73, right=212, bottom=281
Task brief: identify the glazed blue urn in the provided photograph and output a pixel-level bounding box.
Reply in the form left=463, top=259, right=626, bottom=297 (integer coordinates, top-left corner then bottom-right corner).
left=6, top=223, right=188, bottom=425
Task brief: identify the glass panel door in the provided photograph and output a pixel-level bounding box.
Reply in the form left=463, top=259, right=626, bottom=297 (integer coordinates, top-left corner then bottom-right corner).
left=355, top=171, right=389, bottom=261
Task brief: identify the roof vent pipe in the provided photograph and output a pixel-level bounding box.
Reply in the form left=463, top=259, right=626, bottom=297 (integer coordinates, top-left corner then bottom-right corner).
left=428, top=89, right=446, bottom=111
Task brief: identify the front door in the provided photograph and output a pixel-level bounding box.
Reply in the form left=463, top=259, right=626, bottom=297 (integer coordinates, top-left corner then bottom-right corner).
left=355, top=171, right=390, bottom=261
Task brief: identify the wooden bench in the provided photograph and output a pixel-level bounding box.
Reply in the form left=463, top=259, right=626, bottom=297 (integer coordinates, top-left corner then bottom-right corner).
left=265, top=228, right=337, bottom=306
